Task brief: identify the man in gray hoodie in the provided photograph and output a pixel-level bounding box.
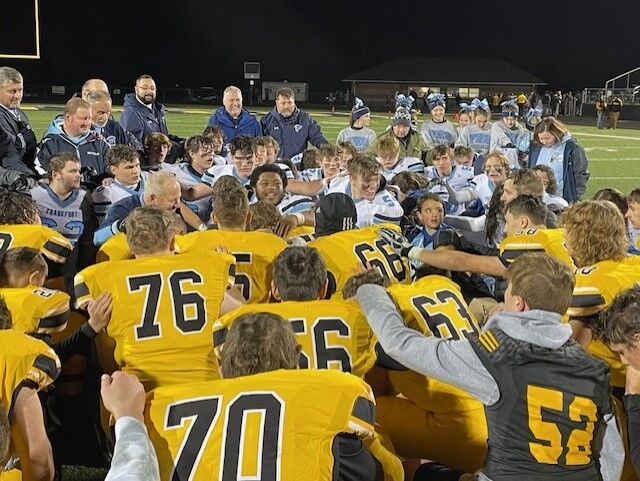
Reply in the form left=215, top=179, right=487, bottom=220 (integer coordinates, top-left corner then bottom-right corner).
left=355, top=252, right=623, bottom=481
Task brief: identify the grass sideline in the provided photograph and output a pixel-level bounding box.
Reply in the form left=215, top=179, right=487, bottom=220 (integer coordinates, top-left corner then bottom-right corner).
left=24, top=105, right=640, bottom=199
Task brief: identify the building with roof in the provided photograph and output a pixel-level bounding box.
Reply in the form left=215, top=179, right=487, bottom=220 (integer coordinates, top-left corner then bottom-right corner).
left=343, top=57, right=547, bottom=110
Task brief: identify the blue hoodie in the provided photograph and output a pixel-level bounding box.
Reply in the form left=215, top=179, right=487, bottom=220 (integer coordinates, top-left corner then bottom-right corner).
left=207, top=107, right=261, bottom=141
left=120, top=93, right=169, bottom=142
left=35, top=117, right=109, bottom=179
left=260, top=107, right=328, bottom=159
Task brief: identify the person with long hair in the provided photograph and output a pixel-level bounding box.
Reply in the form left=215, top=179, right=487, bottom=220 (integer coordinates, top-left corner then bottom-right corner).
left=527, top=116, right=589, bottom=203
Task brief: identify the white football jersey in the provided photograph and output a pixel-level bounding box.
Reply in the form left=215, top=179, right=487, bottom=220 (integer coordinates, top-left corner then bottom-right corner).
left=164, top=162, right=211, bottom=222
left=201, top=164, right=250, bottom=187
left=327, top=175, right=403, bottom=228
left=379, top=156, right=424, bottom=181
left=424, top=165, right=474, bottom=215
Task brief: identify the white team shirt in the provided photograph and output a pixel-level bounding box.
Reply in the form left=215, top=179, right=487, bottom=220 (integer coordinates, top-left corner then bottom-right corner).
left=164, top=162, right=211, bottom=222
left=470, top=173, right=495, bottom=213
left=327, top=175, right=403, bottom=228
left=424, top=165, right=475, bottom=215
left=92, top=172, right=150, bottom=222
left=201, top=164, right=250, bottom=187
left=379, top=156, right=425, bottom=181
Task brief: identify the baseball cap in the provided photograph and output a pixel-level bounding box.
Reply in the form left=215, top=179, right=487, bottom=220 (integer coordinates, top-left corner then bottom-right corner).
left=314, top=193, right=357, bottom=237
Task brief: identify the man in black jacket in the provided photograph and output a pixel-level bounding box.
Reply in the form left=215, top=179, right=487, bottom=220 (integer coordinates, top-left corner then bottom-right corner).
left=0, top=67, right=37, bottom=174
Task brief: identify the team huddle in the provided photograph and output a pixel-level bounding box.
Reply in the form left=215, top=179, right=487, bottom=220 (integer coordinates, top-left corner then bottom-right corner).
left=1, top=67, right=640, bottom=481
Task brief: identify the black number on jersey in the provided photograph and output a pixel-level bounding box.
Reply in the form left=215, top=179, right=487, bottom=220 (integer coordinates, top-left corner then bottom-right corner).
left=354, top=239, right=406, bottom=282
left=127, top=270, right=207, bottom=340
left=411, top=289, right=479, bottom=340
left=166, top=397, right=221, bottom=481
left=290, top=317, right=353, bottom=371
left=232, top=252, right=252, bottom=301
left=0, top=232, right=13, bottom=256
left=166, top=393, right=283, bottom=481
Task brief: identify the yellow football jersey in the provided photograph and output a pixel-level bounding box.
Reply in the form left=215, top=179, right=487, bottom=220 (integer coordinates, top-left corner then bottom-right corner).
left=74, top=251, right=235, bottom=391
left=213, top=299, right=376, bottom=378
left=567, top=256, right=640, bottom=388
left=178, top=230, right=287, bottom=303
left=287, top=224, right=315, bottom=240
left=499, top=228, right=574, bottom=269
left=145, top=369, right=389, bottom=481
left=0, top=329, right=60, bottom=415
left=387, top=275, right=483, bottom=412
left=0, top=224, right=72, bottom=264
left=308, top=225, right=410, bottom=299
left=95, top=232, right=132, bottom=263
left=0, top=286, right=69, bottom=336
left=96, top=233, right=193, bottom=263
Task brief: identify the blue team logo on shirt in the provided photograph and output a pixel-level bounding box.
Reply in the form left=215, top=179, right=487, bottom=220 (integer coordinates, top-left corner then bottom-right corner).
left=294, top=124, right=303, bottom=133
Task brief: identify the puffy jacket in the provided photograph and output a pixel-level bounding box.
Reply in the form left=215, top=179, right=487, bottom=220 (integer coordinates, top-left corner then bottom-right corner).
left=35, top=118, right=109, bottom=180
left=367, top=127, right=428, bottom=161
left=0, top=105, right=37, bottom=173
left=207, top=107, right=261, bottom=141
left=528, top=137, right=589, bottom=203
left=94, top=117, right=144, bottom=151
left=260, top=107, right=328, bottom=159
left=120, top=93, right=169, bottom=142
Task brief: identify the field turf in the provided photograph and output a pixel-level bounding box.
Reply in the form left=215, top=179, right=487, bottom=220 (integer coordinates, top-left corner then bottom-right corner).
left=23, top=104, right=640, bottom=198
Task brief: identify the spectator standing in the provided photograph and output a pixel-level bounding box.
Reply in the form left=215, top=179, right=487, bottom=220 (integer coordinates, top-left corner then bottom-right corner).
left=337, top=97, right=376, bottom=152
left=0, top=67, right=37, bottom=174
left=609, top=94, right=623, bottom=129
left=260, top=87, right=328, bottom=159
left=595, top=95, right=607, bottom=129
left=207, top=86, right=261, bottom=142
left=528, top=117, right=589, bottom=203
left=120, top=75, right=184, bottom=161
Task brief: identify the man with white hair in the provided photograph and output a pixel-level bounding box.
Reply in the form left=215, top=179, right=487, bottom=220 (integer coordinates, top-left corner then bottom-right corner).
left=93, top=170, right=205, bottom=246
left=80, top=78, right=109, bottom=101
left=207, top=85, right=261, bottom=142
left=87, top=90, right=142, bottom=150
left=0, top=67, right=37, bottom=173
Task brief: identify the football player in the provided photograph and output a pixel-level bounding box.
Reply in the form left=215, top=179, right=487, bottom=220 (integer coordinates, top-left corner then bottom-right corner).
left=0, top=191, right=73, bottom=266
left=327, top=153, right=403, bottom=228
left=178, top=185, right=286, bottom=303
left=307, top=193, right=410, bottom=299
left=92, top=144, right=147, bottom=222
left=562, top=200, right=640, bottom=390
left=213, top=246, right=377, bottom=378
left=146, top=311, right=402, bottom=481
left=0, top=297, right=60, bottom=481
left=356, top=253, right=623, bottom=480
left=75, top=206, right=238, bottom=391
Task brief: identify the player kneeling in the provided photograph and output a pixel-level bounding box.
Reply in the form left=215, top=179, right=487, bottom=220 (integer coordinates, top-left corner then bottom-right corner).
left=145, top=312, right=402, bottom=481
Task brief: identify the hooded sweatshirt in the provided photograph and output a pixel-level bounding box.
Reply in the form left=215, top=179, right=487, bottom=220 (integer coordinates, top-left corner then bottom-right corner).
left=356, top=284, right=623, bottom=481
left=35, top=117, right=109, bottom=179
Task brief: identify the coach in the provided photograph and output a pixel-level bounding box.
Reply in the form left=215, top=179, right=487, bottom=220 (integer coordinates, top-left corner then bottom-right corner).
left=0, top=67, right=38, bottom=174
left=260, top=87, right=328, bottom=159
left=207, top=86, right=260, bottom=142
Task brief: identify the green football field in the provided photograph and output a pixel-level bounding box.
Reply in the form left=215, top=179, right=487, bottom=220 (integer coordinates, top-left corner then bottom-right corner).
left=23, top=105, right=640, bottom=198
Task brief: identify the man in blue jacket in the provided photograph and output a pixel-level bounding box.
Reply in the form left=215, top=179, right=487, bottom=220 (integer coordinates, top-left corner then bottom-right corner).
left=120, top=75, right=184, bottom=161
left=260, top=87, right=328, bottom=159
left=207, top=86, right=260, bottom=142
left=35, top=98, right=110, bottom=187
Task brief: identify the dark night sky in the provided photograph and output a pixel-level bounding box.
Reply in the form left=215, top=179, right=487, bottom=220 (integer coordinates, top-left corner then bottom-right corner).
left=5, top=0, right=640, bottom=93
